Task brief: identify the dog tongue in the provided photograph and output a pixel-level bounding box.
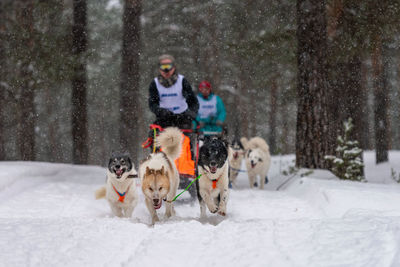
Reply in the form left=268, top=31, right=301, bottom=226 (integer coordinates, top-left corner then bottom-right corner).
left=116, top=169, right=123, bottom=176
left=154, top=201, right=162, bottom=209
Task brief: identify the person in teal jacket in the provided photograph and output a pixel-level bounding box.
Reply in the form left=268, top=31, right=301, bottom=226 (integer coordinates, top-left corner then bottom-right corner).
left=195, top=80, right=226, bottom=135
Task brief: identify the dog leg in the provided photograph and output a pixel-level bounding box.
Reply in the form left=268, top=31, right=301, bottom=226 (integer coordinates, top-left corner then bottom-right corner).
left=259, top=174, right=264, bottom=190
left=200, top=190, right=218, bottom=214
left=123, top=197, right=138, bottom=218
left=145, top=197, right=159, bottom=224
left=199, top=199, right=207, bottom=218
left=164, top=201, right=175, bottom=218
left=165, top=179, right=178, bottom=218
left=248, top=175, right=255, bottom=188
left=109, top=202, right=123, bottom=217
left=217, top=188, right=229, bottom=216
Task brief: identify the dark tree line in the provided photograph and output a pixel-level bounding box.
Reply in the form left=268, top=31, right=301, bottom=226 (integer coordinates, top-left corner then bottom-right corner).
left=0, top=0, right=399, bottom=169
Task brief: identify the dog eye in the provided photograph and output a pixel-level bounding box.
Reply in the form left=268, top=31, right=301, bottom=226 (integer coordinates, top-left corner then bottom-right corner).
left=149, top=188, right=153, bottom=192
left=159, top=187, right=163, bottom=191
left=121, top=159, right=125, bottom=164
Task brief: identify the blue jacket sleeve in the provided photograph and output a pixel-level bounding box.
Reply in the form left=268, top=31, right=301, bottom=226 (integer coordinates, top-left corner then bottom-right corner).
left=215, top=96, right=226, bottom=123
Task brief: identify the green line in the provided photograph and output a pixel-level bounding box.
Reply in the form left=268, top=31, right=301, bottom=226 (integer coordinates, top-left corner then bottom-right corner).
left=172, top=174, right=202, bottom=202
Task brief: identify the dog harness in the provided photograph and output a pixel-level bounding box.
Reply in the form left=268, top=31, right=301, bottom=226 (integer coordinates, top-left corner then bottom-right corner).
left=112, top=184, right=131, bottom=203
left=212, top=179, right=218, bottom=189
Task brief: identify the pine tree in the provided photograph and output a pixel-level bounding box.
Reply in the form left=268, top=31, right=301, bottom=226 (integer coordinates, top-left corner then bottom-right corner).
left=325, top=118, right=365, bottom=182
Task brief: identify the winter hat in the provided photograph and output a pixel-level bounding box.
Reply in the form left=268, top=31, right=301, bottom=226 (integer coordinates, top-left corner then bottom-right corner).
left=199, top=80, right=211, bottom=89
left=158, top=54, right=175, bottom=64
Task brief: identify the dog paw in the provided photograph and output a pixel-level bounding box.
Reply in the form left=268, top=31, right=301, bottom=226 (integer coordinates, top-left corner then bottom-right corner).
left=218, top=210, right=226, bottom=216
left=209, top=205, right=219, bottom=213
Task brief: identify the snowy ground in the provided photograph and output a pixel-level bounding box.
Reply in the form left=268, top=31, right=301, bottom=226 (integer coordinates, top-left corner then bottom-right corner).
left=1, top=151, right=400, bottom=267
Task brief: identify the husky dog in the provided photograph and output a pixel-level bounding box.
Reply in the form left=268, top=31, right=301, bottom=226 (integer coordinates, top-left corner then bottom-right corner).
left=241, top=137, right=271, bottom=189
left=95, top=153, right=138, bottom=217
left=140, top=127, right=182, bottom=225
left=197, top=136, right=229, bottom=217
left=228, top=137, right=244, bottom=187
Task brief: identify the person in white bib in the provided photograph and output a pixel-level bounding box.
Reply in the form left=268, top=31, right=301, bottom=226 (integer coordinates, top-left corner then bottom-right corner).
left=195, top=80, right=226, bottom=135
left=148, top=54, right=199, bottom=130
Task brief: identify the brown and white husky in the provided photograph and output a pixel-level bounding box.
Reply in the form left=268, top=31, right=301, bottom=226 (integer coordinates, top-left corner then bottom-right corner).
left=139, top=127, right=182, bottom=224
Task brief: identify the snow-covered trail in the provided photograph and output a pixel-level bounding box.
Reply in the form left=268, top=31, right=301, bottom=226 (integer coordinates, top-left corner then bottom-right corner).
left=1, top=152, right=400, bottom=267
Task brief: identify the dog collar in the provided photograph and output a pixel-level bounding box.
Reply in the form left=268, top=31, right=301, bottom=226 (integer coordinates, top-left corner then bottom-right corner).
left=112, top=184, right=131, bottom=203
left=211, top=179, right=218, bottom=189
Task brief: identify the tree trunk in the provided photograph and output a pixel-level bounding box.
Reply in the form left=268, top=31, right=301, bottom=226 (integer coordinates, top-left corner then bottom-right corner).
left=72, top=0, right=88, bottom=164
left=360, top=60, right=370, bottom=150
left=120, top=0, right=141, bottom=165
left=0, top=1, right=6, bottom=160
left=372, top=37, right=389, bottom=163
left=17, top=0, right=36, bottom=161
left=207, top=2, right=221, bottom=89
left=268, top=77, right=278, bottom=154
left=296, top=0, right=331, bottom=169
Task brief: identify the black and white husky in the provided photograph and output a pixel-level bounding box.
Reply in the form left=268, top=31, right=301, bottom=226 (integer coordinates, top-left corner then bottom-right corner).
left=197, top=136, right=230, bottom=217
left=95, top=152, right=138, bottom=218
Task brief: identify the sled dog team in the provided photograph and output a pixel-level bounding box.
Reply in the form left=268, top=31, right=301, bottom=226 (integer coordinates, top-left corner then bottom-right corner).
left=95, top=127, right=271, bottom=224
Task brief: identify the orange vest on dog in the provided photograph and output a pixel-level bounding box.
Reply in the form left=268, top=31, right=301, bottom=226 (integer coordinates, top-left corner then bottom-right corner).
left=174, top=134, right=195, bottom=177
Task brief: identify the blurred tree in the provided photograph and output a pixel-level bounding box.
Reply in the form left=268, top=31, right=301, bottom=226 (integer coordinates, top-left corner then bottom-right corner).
left=296, top=0, right=331, bottom=168
left=0, top=1, right=6, bottom=160
left=15, top=0, right=36, bottom=161
left=72, top=0, right=88, bottom=164
left=372, top=37, right=389, bottom=163
left=120, top=0, right=142, bottom=165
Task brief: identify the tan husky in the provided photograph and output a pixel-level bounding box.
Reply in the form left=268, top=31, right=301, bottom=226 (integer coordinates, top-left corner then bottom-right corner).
left=140, top=127, right=182, bottom=224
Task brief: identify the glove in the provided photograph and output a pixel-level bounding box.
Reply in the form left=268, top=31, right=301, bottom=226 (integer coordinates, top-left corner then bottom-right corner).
left=216, top=120, right=224, bottom=126
left=158, top=108, right=173, bottom=118
left=183, top=109, right=197, bottom=120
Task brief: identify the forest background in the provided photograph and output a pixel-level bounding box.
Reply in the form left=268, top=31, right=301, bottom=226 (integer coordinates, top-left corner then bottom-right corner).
left=0, top=0, right=399, bottom=169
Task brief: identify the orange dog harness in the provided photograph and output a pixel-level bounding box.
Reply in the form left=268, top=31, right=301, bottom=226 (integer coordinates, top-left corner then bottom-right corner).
left=112, top=184, right=130, bottom=203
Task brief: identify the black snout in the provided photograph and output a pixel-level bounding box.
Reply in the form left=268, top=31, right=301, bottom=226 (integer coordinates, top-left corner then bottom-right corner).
left=115, top=165, right=120, bottom=169
left=210, top=161, right=217, bottom=167
left=153, top=199, right=159, bottom=205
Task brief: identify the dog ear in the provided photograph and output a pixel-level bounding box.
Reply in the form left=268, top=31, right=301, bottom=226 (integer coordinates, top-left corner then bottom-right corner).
left=160, top=166, right=165, bottom=175
left=146, top=166, right=152, bottom=176
left=240, top=137, right=249, bottom=150
left=126, top=156, right=133, bottom=171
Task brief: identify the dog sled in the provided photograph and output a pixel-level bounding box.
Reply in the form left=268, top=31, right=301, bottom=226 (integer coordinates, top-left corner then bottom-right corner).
left=142, top=123, right=228, bottom=200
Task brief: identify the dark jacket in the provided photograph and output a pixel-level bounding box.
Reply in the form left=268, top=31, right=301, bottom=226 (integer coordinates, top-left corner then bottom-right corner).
left=148, top=77, right=199, bottom=129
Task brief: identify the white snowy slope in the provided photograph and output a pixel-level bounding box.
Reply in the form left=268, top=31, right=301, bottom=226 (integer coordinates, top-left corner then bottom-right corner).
left=0, top=151, right=400, bottom=267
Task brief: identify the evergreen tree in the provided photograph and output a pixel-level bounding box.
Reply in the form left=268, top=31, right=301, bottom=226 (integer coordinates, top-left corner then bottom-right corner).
left=325, top=118, right=365, bottom=181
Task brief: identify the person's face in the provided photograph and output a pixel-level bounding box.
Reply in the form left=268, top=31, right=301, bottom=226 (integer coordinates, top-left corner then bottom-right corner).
left=159, top=59, right=176, bottom=79
left=199, top=86, right=211, bottom=97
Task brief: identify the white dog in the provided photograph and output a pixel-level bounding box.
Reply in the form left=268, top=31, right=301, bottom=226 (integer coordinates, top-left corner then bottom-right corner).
left=95, top=153, right=138, bottom=217
left=139, top=127, right=182, bottom=225
left=240, top=137, right=271, bottom=189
